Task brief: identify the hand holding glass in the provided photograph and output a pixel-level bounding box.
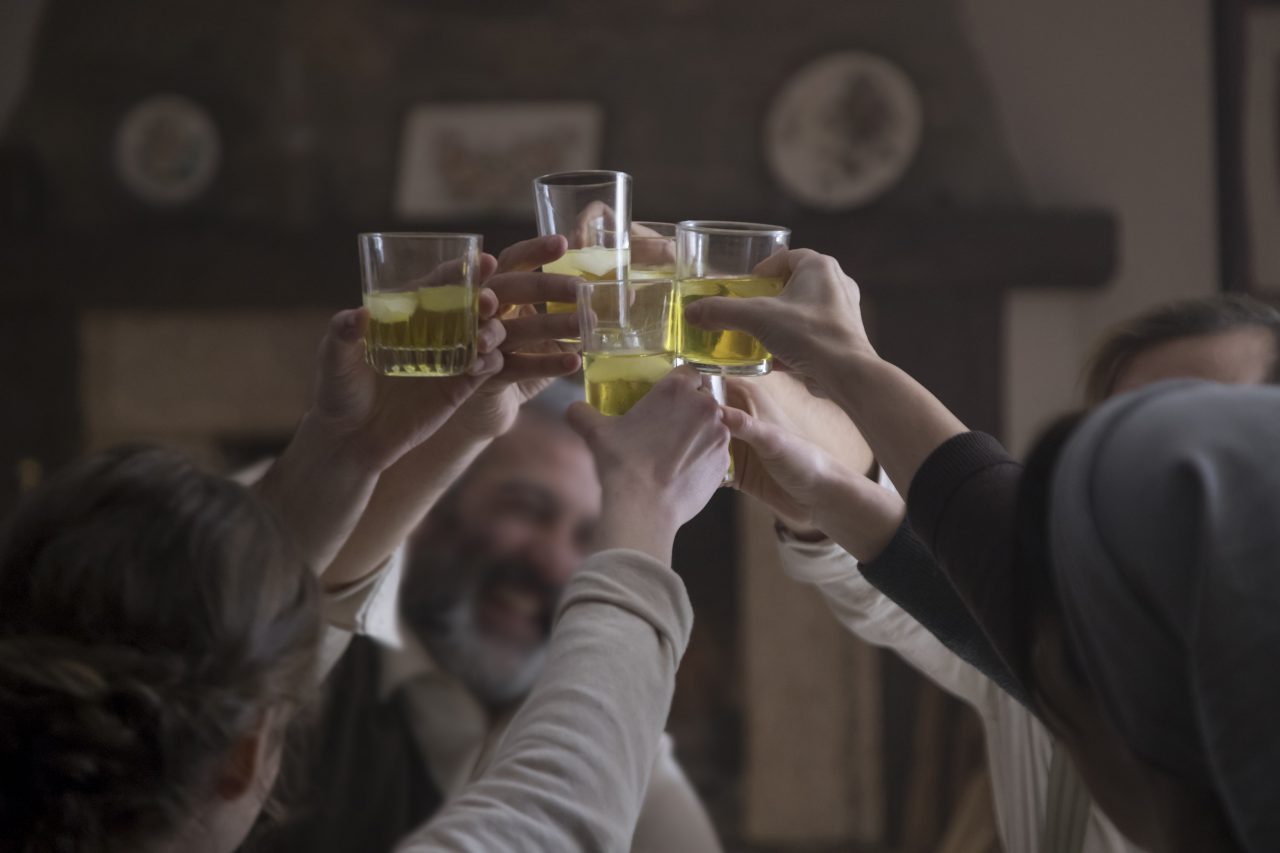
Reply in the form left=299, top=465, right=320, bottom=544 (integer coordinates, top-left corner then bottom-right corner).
left=675, top=221, right=790, bottom=376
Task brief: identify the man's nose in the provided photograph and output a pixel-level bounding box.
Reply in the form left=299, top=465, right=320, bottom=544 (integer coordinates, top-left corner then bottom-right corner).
left=525, top=528, right=579, bottom=589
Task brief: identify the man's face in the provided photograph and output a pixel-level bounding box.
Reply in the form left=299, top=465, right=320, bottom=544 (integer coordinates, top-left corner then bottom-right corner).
left=400, top=412, right=601, bottom=706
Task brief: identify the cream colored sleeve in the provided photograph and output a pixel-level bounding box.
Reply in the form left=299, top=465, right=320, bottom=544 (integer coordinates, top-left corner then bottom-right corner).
left=777, top=536, right=998, bottom=714
left=395, top=549, right=693, bottom=853
left=314, top=546, right=404, bottom=680
left=629, top=734, right=722, bottom=852
left=234, top=457, right=404, bottom=680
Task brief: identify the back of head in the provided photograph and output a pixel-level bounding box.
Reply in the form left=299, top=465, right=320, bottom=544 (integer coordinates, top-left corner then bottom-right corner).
left=1083, top=294, right=1280, bottom=404
left=0, top=446, right=320, bottom=852
left=1047, top=381, right=1280, bottom=851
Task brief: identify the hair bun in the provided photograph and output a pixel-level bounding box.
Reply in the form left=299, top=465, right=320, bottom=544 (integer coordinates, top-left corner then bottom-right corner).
left=0, top=636, right=182, bottom=844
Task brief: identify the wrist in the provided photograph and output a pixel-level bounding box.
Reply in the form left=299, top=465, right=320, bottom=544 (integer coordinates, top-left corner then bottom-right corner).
left=595, top=482, right=680, bottom=564
left=811, top=468, right=904, bottom=564
left=289, top=409, right=378, bottom=475
left=811, top=339, right=877, bottom=381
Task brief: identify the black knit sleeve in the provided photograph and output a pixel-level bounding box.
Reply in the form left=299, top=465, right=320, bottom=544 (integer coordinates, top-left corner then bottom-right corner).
left=860, top=520, right=1028, bottom=705
left=905, top=431, right=1028, bottom=693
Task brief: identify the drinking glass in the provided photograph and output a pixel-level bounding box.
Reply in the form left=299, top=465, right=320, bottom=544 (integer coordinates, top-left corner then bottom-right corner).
left=578, top=278, right=678, bottom=416
left=534, top=170, right=632, bottom=338
left=358, top=232, right=482, bottom=377
left=675, top=221, right=790, bottom=376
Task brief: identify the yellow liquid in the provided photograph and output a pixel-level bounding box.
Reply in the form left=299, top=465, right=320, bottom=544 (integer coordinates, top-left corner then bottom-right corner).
left=676, top=276, right=784, bottom=373
left=543, top=247, right=631, bottom=318
left=631, top=265, right=676, bottom=280
left=583, top=351, right=676, bottom=416
left=364, top=285, right=477, bottom=376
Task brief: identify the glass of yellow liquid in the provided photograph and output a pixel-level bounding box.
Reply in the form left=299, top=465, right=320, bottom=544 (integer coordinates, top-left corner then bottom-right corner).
left=533, top=171, right=632, bottom=340
left=578, top=278, right=679, bottom=417
left=579, top=277, right=734, bottom=485
left=675, top=221, right=791, bottom=376
left=358, top=232, right=482, bottom=377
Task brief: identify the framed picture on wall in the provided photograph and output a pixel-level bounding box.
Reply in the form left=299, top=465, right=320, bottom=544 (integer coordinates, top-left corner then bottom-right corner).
left=393, top=101, right=603, bottom=221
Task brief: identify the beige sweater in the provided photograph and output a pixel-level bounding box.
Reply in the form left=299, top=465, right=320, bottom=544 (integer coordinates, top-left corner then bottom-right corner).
left=395, top=549, right=694, bottom=853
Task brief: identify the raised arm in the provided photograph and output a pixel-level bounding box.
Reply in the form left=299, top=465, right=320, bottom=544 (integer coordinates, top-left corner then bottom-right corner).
left=321, top=236, right=583, bottom=588
left=723, top=379, right=1025, bottom=702
left=398, top=366, right=730, bottom=852
left=254, top=296, right=505, bottom=583
left=684, top=249, right=966, bottom=496
left=691, top=251, right=1027, bottom=683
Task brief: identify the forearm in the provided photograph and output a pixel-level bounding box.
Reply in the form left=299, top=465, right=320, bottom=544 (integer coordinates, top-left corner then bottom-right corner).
left=255, top=412, right=380, bottom=579
left=322, top=425, right=492, bottom=589
left=816, top=351, right=967, bottom=496
left=808, top=466, right=906, bottom=564
left=777, top=536, right=995, bottom=709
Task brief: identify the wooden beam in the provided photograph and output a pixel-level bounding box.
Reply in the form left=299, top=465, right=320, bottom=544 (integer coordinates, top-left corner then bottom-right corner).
left=0, top=210, right=1116, bottom=310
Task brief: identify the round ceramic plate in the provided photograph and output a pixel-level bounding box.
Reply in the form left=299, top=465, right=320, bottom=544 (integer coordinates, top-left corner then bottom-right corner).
left=766, top=52, right=923, bottom=210
left=113, top=94, right=221, bottom=206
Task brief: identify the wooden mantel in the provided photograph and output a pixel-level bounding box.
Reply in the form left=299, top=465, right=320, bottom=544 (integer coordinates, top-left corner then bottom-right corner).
left=0, top=209, right=1115, bottom=309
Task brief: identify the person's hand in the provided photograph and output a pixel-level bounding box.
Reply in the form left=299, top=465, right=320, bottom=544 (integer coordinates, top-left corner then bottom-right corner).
left=682, top=249, right=875, bottom=393
left=721, top=401, right=904, bottom=562
left=255, top=293, right=505, bottom=574
left=304, top=292, right=506, bottom=473
left=444, top=235, right=583, bottom=440
left=572, top=200, right=619, bottom=250
left=725, top=372, right=873, bottom=534
left=566, top=366, right=730, bottom=562
left=631, top=221, right=676, bottom=269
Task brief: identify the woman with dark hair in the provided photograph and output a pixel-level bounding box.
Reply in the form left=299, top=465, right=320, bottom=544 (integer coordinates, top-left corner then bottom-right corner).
left=688, top=251, right=1280, bottom=853
left=0, top=238, right=732, bottom=852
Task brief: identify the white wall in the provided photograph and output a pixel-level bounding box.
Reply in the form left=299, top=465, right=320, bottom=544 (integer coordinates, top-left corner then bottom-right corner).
left=960, top=0, right=1218, bottom=453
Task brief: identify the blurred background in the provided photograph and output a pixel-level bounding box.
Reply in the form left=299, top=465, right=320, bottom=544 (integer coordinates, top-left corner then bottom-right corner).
left=0, top=1, right=1265, bottom=850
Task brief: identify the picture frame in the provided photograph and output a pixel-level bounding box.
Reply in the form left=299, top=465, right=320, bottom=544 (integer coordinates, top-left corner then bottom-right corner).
left=393, top=101, right=604, bottom=221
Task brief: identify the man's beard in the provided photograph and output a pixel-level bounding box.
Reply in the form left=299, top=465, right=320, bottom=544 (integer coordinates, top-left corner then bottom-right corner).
left=424, top=593, right=549, bottom=706
left=402, top=531, right=561, bottom=708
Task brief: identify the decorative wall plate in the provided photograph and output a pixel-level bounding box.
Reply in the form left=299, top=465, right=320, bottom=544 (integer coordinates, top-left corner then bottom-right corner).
left=113, top=95, right=221, bottom=206
left=766, top=52, right=923, bottom=210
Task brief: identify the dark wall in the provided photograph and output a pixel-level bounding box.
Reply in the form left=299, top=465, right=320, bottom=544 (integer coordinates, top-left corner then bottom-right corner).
left=7, top=0, right=1025, bottom=232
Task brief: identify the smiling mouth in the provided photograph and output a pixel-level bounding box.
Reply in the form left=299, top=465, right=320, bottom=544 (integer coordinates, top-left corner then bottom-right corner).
left=476, top=582, right=550, bottom=646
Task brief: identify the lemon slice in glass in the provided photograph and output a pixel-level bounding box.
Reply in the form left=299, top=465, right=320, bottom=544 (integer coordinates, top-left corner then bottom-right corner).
left=570, top=246, right=630, bottom=278
left=364, top=291, right=417, bottom=323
